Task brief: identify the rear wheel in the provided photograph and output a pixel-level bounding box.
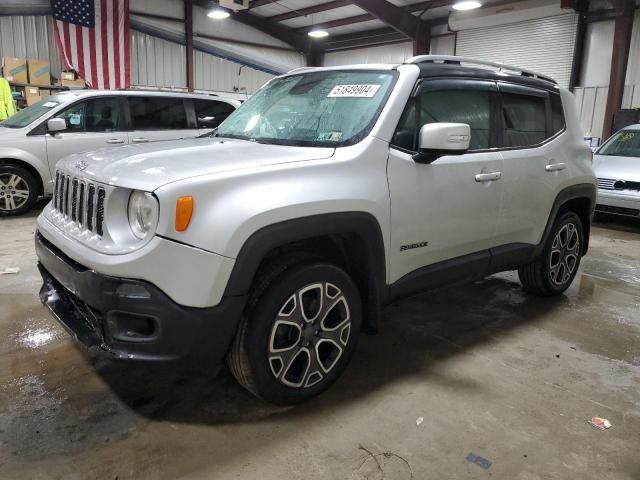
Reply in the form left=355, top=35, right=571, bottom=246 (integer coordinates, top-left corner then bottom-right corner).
left=518, top=212, right=584, bottom=296
left=228, top=261, right=362, bottom=405
left=0, top=165, right=38, bottom=216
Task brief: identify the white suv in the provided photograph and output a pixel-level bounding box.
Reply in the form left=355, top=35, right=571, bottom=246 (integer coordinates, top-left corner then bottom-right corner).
left=0, top=90, right=239, bottom=216
left=35, top=56, right=595, bottom=404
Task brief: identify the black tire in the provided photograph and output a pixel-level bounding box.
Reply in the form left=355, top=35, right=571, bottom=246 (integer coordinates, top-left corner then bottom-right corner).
left=518, top=212, right=584, bottom=296
left=0, top=164, right=38, bottom=217
left=228, top=260, right=362, bottom=405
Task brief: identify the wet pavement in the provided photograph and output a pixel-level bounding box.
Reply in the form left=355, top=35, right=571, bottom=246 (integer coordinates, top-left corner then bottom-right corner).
left=1, top=208, right=639, bottom=479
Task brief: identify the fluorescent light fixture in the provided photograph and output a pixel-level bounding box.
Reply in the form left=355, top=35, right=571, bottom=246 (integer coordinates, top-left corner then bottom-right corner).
left=308, top=29, right=329, bottom=38
left=452, top=1, right=482, bottom=10
left=207, top=8, right=230, bottom=19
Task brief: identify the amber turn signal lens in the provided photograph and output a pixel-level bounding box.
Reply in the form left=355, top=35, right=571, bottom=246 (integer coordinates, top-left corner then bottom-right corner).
left=175, top=196, right=193, bottom=232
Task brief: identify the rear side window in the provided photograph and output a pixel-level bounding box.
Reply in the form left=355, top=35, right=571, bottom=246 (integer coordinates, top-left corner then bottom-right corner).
left=128, top=96, right=188, bottom=130
left=500, top=92, right=546, bottom=148
left=550, top=93, right=565, bottom=135
left=194, top=99, right=235, bottom=128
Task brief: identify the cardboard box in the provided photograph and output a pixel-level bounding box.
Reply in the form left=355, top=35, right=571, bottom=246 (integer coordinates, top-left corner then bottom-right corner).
left=28, top=59, right=50, bottom=86
left=2, top=57, right=28, bottom=83
left=60, top=71, right=76, bottom=81
left=24, top=86, right=42, bottom=106
left=61, top=78, right=86, bottom=89
left=40, top=88, right=52, bottom=98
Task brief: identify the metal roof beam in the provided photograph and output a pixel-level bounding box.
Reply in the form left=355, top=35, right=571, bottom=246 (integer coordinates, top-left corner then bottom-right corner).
left=347, top=0, right=425, bottom=38
left=295, top=13, right=375, bottom=32
left=268, top=0, right=351, bottom=22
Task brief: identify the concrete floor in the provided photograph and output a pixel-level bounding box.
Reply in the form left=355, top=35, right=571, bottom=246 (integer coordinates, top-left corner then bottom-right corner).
left=1, top=207, right=639, bottom=480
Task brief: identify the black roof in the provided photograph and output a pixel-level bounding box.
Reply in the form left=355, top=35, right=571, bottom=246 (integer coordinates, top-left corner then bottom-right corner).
left=414, top=62, right=559, bottom=93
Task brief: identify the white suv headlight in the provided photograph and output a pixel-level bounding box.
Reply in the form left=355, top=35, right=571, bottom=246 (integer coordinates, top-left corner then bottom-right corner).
left=127, top=190, right=159, bottom=240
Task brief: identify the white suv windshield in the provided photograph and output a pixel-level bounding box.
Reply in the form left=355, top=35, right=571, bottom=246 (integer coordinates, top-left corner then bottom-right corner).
left=216, top=70, right=396, bottom=147
left=598, top=129, right=640, bottom=158
left=1, top=94, right=75, bottom=128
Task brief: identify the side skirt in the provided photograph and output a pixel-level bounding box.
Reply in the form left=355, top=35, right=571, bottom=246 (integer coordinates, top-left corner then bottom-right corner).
left=386, top=243, right=535, bottom=304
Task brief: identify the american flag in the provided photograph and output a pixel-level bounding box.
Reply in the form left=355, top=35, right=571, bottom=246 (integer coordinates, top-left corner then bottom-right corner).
left=51, top=0, right=130, bottom=89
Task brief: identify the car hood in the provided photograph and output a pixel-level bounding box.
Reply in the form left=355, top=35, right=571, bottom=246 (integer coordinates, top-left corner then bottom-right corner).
left=57, top=137, right=335, bottom=191
left=0, top=125, right=23, bottom=137
left=593, top=154, right=640, bottom=182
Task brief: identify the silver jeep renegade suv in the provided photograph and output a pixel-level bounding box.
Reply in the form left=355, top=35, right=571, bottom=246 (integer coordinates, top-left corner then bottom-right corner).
left=35, top=56, right=596, bottom=404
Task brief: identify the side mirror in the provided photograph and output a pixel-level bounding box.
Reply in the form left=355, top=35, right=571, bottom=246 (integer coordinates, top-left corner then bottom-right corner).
left=413, top=123, right=471, bottom=164
left=47, top=118, right=67, bottom=133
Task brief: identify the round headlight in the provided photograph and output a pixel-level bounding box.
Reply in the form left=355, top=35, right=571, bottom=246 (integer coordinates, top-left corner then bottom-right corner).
left=127, top=191, right=158, bottom=240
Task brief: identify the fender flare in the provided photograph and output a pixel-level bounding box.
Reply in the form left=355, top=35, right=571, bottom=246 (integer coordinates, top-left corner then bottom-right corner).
left=0, top=147, right=51, bottom=195
left=534, top=182, right=596, bottom=258
left=223, top=212, right=387, bottom=332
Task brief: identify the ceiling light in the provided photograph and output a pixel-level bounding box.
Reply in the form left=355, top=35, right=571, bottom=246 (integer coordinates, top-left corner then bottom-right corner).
left=308, top=29, right=329, bottom=39
left=452, top=1, right=482, bottom=11
left=207, top=8, right=230, bottom=19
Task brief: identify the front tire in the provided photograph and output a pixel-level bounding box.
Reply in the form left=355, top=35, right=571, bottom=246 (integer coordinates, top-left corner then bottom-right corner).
left=518, top=212, right=584, bottom=296
left=0, top=164, right=38, bottom=216
left=228, top=261, right=362, bottom=405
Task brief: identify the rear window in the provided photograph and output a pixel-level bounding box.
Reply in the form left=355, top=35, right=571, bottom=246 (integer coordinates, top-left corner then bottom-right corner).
left=501, top=92, right=547, bottom=148
left=550, top=93, right=565, bottom=135
left=194, top=99, right=235, bottom=128
left=128, top=96, right=188, bottom=130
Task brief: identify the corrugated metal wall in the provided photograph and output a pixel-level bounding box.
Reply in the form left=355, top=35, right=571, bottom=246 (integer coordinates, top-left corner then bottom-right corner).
left=574, top=85, right=640, bottom=139
left=0, top=15, right=62, bottom=79
left=129, top=31, right=274, bottom=94
left=1, top=15, right=273, bottom=94
left=456, top=14, right=578, bottom=88
left=194, top=49, right=273, bottom=96
left=130, top=30, right=188, bottom=88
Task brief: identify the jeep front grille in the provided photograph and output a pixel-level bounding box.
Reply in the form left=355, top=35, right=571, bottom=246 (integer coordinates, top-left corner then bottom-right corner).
left=53, top=171, right=106, bottom=236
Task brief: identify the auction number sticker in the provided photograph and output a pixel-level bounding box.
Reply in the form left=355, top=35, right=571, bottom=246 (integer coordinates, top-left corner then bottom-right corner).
left=328, top=84, right=380, bottom=98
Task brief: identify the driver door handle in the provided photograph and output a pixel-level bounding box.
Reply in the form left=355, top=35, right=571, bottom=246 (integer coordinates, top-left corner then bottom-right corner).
left=545, top=162, right=566, bottom=172
left=475, top=172, right=502, bottom=182
left=106, top=138, right=125, bottom=144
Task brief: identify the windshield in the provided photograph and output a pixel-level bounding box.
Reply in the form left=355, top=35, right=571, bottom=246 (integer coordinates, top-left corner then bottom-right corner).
left=0, top=94, right=74, bottom=128
left=597, top=129, right=640, bottom=158
left=216, top=70, right=396, bottom=147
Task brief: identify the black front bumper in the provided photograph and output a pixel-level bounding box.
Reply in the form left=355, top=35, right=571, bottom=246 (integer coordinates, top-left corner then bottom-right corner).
left=36, top=232, right=246, bottom=364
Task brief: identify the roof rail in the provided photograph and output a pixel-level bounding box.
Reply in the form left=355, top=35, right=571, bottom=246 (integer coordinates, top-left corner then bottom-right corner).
left=405, top=55, right=557, bottom=85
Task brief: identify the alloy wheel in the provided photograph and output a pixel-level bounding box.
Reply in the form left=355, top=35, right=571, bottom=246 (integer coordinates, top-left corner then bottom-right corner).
left=0, top=173, right=30, bottom=212
left=549, top=222, right=580, bottom=287
left=268, top=282, right=352, bottom=389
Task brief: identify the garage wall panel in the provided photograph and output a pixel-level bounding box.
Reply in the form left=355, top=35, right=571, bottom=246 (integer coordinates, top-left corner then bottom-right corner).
left=324, top=42, right=414, bottom=66
left=581, top=12, right=640, bottom=87
left=573, top=85, right=640, bottom=139
left=194, top=49, right=273, bottom=95
left=0, top=15, right=62, bottom=79
left=130, top=30, right=187, bottom=88
left=456, top=14, right=578, bottom=88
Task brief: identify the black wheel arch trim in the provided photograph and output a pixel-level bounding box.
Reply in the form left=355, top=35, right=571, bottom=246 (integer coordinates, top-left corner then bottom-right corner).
left=533, top=182, right=595, bottom=258
left=223, top=212, right=387, bottom=333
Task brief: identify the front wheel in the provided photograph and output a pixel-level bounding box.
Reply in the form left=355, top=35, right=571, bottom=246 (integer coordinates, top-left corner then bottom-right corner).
left=228, top=262, right=362, bottom=405
left=518, top=212, right=584, bottom=296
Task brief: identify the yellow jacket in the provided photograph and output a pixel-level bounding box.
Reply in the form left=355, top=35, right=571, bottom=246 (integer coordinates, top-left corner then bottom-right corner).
left=0, top=77, right=17, bottom=120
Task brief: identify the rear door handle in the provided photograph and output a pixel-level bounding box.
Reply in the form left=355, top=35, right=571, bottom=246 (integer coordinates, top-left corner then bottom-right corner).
left=106, top=138, right=125, bottom=144
left=545, top=162, right=566, bottom=172
left=475, top=172, right=502, bottom=182
left=132, top=137, right=149, bottom=143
